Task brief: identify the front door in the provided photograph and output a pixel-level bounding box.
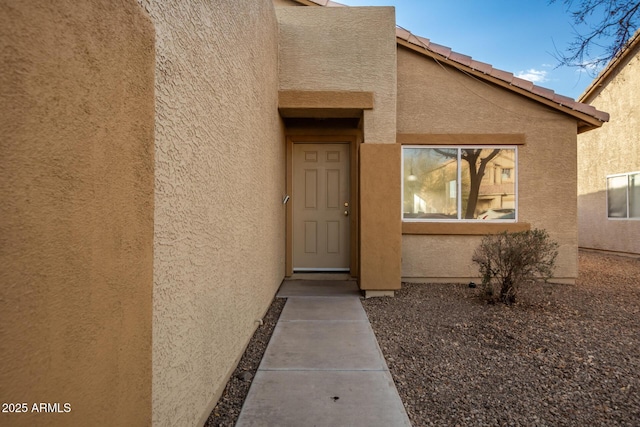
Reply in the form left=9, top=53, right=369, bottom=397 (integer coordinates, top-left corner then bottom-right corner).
left=293, top=143, right=350, bottom=271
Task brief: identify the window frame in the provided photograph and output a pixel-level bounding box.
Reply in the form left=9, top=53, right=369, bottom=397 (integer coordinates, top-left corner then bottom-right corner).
left=401, top=145, right=518, bottom=223
left=606, top=171, right=640, bottom=220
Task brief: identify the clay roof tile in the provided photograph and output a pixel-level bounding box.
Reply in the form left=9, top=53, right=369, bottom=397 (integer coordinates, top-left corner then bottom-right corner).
left=290, top=0, right=609, bottom=125
left=490, top=69, right=514, bottom=84
left=415, top=35, right=431, bottom=48
left=469, top=60, right=493, bottom=74
left=427, top=42, right=452, bottom=58
left=395, top=27, right=410, bottom=41
left=531, top=85, right=556, bottom=99
left=552, top=93, right=575, bottom=106
left=511, top=77, right=534, bottom=91
left=449, top=51, right=473, bottom=67
left=406, top=33, right=423, bottom=47
left=572, top=102, right=598, bottom=115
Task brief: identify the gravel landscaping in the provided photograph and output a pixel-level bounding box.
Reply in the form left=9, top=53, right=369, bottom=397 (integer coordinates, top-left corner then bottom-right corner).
left=205, top=298, right=286, bottom=427
left=208, top=250, right=640, bottom=426
left=363, top=250, right=640, bottom=426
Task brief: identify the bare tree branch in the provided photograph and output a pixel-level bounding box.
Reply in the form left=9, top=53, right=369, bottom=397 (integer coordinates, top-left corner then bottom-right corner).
left=551, top=0, right=639, bottom=72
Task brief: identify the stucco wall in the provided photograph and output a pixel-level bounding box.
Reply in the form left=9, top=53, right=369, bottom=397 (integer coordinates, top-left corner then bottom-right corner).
left=136, top=1, right=285, bottom=425
left=397, top=47, right=579, bottom=282
left=0, top=1, right=154, bottom=426
left=577, top=44, right=640, bottom=255
left=360, top=144, right=402, bottom=290
left=276, top=6, right=397, bottom=144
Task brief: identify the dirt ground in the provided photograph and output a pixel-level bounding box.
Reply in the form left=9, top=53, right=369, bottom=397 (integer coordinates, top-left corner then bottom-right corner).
left=363, top=251, right=640, bottom=426
left=208, top=250, right=640, bottom=426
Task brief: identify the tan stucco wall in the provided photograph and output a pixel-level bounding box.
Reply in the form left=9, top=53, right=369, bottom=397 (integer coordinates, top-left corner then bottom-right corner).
left=577, top=44, right=640, bottom=255
left=137, top=1, right=285, bottom=425
left=397, top=47, right=580, bottom=282
left=276, top=6, right=397, bottom=144
left=0, top=1, right=154, bottom=426
left=360, top=144, right=402, bottom=290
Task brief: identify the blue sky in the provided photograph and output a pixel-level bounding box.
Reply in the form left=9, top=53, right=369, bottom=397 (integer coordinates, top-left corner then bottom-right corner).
left=337, top=0, right=613, bottom=99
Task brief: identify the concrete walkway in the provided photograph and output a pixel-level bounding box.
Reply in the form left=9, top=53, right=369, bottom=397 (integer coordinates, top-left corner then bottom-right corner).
left=236, top=280, right=412, bottom=427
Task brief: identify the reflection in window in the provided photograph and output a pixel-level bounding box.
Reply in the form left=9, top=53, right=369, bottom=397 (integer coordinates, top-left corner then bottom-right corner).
left=403, top=147, right=517, bottom=221
left=607, top=175, right=628, bottom=218
left=630, top=173, right=640, bottom=218
left=607, top=172, right=640, bottom=219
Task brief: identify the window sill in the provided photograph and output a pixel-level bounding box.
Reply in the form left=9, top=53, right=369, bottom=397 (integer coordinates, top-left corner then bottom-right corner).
left=402, top=222, right=531, bottom=235
left=607, top=217, right=640, bottom=220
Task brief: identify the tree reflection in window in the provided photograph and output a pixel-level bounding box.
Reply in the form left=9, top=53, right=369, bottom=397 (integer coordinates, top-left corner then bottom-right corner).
left=403, top=147, right=516, bottom=221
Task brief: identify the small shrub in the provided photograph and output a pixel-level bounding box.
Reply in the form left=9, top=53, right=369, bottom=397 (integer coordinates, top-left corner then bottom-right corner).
left=472, top=229, right=559, bottom=304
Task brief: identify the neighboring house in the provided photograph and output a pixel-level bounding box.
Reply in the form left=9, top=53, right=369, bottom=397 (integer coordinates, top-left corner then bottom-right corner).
left=403, top=148, right=516, bottom=219
left=577, top=30, right=640, bottom=256
left=1, top=0, right=608, bottom=426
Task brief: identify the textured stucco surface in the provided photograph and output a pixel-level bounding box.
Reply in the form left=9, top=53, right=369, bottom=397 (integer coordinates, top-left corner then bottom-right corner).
left=276, top=6, right=397, bottom=143
left=360, top=144, right=402, bottom=290
left=136, top=1, right=285, bottom=425
left=577, top=44, right=639, bottom=255
left=397, top=47, right=580, bottom=282
left=0, top=1, right=155, bottom=426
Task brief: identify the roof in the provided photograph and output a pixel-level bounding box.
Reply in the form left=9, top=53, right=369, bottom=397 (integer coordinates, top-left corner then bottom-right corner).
left=579, top=28, right=640, bottom=104
left=289, top=0, right=347, bottom=6
left=289, top=0, right=609, bottom=132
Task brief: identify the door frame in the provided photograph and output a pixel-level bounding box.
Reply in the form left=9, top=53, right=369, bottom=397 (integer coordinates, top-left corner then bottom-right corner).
left=286, top=134, right=359, bottom=277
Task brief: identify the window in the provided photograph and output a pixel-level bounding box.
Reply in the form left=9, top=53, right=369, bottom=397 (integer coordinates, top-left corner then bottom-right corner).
left=403, top=147, right=517, bottom=221
left=607, top=172, right=640, bottom=219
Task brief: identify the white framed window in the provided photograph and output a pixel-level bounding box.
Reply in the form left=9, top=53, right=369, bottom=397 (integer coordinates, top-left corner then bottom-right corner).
left=402, top=146, right=517, bottom=221
left=607, top=171, right=640, bottom=219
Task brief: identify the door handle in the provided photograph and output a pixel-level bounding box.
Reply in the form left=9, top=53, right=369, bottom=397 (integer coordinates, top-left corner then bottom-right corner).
left=344, top=210, right=349, bottom=216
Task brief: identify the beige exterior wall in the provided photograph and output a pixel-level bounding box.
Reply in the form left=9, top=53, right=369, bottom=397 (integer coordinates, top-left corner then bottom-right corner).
left=2, top=2, right=600, bottom=424
left=276, top=5, right=401, bottom=291
left=360, top=144, right=402, bottom=290
left=397, top=47, right=580, bottom=282
left=0, top=1, right=154, bottom=426
left=577, top=43, right=640, bottom=255
left=137, top=1, right=285, bottom=425
left=275, top=6, right=397, bottom=144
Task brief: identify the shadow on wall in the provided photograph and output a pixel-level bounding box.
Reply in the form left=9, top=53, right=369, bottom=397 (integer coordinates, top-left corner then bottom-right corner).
left=578, top=190, right=640, bottom=255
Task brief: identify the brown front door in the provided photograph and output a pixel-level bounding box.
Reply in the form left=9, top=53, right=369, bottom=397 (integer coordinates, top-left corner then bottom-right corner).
left=292, top=143, right=350, bottom=271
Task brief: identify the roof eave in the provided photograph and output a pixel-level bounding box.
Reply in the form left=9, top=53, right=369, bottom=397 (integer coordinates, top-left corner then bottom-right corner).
left=285, top=0, right=609, bottom=130
left=288, top=0, right=347, bottom=6
left=579, top=29, right=640, bottom=103
left=397, top=38, right=608, bottom=131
